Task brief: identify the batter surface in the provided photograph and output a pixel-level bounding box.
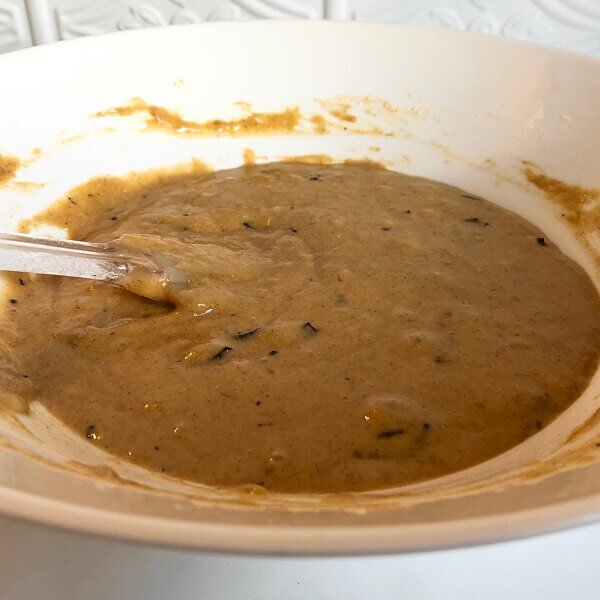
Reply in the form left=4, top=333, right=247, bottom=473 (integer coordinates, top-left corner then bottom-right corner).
left=3, top=162, right=600, bottom=493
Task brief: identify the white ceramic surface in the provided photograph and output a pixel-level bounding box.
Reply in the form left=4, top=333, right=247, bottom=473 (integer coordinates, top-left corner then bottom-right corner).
left=0, top=22, right=599, bottom=554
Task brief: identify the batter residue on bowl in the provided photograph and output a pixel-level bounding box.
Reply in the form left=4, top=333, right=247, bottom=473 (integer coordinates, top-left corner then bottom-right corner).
left=2, top=162, right=600, bottom=493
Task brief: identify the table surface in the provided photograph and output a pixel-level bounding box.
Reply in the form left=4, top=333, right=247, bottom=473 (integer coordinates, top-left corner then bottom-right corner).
left=2, top=513, right=599, bottom=599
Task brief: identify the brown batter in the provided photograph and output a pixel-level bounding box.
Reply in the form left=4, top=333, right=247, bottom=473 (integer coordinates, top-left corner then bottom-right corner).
left=2, top=162, right=600, bottom=493
left=0, top=154, right=19, bottom=184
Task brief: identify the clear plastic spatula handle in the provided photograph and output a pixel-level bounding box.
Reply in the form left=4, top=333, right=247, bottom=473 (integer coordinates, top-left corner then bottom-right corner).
left=0, top=232, right=168, bottom=300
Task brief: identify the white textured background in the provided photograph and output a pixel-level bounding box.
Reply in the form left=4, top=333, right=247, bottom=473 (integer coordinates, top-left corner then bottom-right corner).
left=1, top=0, right=600, bottom=55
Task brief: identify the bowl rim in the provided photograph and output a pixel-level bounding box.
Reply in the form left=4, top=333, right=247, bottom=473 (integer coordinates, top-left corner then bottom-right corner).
left=2, top=482, right=600, bottom=555
left=1, top=19, right=599, bottom=68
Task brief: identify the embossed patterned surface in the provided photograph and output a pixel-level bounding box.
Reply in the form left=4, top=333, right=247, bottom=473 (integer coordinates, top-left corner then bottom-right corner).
left=51, top=0, right=324, bottom=41
left=350, top=0, right=600, bottom=56
left=1, top=0, right=599, bottom=55
left=0, top=0, right=32, bottom=52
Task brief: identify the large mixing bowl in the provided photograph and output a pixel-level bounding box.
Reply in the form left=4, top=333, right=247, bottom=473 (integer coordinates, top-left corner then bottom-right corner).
left=0, top=22, right=599, bottom=554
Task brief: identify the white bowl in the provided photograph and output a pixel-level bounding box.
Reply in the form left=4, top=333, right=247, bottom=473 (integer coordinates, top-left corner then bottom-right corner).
left=0, top=22, right=599, bottom=555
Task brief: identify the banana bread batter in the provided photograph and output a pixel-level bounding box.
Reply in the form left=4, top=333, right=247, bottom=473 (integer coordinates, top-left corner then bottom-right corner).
left=3, top=162, right=599, bottom=493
